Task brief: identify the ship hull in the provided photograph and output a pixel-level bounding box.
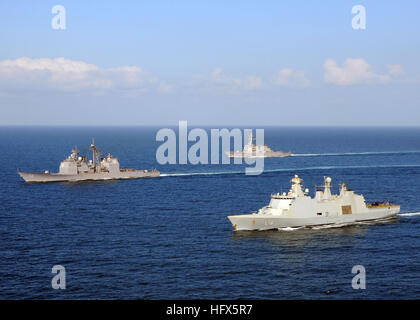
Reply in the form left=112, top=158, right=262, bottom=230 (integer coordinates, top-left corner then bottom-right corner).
left=18, top=170, right=160, bottom=183
left=228, top=206, right=400, bottom=231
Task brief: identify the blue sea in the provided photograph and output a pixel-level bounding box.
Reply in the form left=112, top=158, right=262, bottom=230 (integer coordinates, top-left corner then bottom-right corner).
left=0, top=126, right=419, bottom=299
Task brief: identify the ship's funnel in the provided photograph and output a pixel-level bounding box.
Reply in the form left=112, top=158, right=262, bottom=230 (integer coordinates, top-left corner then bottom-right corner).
left=315, top=190, right=323, bottom=201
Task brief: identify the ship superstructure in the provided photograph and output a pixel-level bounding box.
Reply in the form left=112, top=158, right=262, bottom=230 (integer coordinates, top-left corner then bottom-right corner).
left=228, top=175, right=400, bottom=230
left=18, top=139, right=159, bottom=183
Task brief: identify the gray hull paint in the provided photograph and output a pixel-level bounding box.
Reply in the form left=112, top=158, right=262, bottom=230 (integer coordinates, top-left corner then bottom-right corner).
left=18, top=170, right=160, bottom=183
left=228, top=207, right=400, bottom=231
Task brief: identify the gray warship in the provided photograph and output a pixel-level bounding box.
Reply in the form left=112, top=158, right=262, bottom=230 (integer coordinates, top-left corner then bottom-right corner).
left=18, top=139, right=160, bottom=183
left=226, top=133, right=291, bottom=158
left=228, top=175, right=400, bottom=231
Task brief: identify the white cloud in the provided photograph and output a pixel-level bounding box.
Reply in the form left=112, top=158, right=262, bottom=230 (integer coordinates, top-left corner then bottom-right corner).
left=0, top=57, right=161, bottom=92
left=193, top=68, right=310, bottom=93
left=323, top=58, right=403, bottom=85
left=1, top=58, right=316, bottom=96
left=187, top=68, right=263, bottom=93
left=209, top=68, right=262, bottom=90
left=192, top=67, right=313, bottom=93
left=273, top=68, right=310, bottom=87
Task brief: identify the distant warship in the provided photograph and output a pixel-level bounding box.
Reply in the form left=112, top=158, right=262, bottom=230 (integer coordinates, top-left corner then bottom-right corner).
left=226, top=133, right=291, bottom=158
left=228, top=175, right=400, bottom=230
left=18, top=139, right=159, bottom=183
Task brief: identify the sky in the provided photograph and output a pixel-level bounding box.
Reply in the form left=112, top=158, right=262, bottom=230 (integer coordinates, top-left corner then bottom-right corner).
left=0, top=0, right=419, bottom=126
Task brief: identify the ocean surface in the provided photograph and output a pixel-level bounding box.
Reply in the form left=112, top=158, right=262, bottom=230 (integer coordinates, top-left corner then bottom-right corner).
left=0, top=126, right=419, bottom=299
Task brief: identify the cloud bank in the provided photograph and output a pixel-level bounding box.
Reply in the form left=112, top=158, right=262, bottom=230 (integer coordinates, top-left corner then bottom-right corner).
left=324, top=58, right=403, bottom=85
left=0, top=57, right=406, bottom=96
left=0, top=57, right=160, bottom=92
left=192, top=67, right=310, bottom=94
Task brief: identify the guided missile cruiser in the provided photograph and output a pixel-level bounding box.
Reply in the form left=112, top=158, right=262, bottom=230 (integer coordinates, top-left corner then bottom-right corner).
left=228, top=175, right=400, bottom=230
left=18, top=139, right=160, bottom=183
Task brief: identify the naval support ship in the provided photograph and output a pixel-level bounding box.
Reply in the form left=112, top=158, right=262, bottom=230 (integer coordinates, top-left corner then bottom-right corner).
left=228, top=175, right=400, bottom=230
left=18, top=140, right=160, bottom=183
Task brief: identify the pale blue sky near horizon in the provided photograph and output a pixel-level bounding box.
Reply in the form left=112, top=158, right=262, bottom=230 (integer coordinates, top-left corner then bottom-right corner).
left=0, top=0, right=419, bottom=126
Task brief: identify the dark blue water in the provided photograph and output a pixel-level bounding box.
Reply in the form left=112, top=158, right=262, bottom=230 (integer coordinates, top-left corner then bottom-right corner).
left=0, top=127, right=419, bottom=299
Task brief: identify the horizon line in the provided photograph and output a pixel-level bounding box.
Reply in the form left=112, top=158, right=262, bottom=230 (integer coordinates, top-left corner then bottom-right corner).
left=1, top=124, right=420, bottom=128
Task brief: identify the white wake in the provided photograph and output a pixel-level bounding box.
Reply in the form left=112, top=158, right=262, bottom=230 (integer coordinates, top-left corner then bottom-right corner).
left=277, top=226, right=305, bottom=231
left=398, top=212, right=420, bottom=217
left=291, top=150, right=420, bottom=157
left=160, top=164, right=420, bottom=178
left=160, top=170, right=243, bottom=177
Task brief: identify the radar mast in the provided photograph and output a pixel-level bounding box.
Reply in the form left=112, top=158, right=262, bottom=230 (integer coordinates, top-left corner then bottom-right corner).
left=89, top=138, right=101, bottom=171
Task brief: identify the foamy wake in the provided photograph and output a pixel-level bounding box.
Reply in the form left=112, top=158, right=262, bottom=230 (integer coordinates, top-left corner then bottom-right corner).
left=291, top=150, right=420, bottom=157
left=309, top=222, right=361, bottom=230
left=160, top=170, right=242, bottom=177
left=160, top=164, right=420, bottom=178
left=276, top=223, right=357, bottom=231
left=276, top=218, right=399, bottom=231
left=277, top=226, right=304, bottom=231
left=398, top=212, right=420, bottom=217
left=269, top=214, right=418, bottom=232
